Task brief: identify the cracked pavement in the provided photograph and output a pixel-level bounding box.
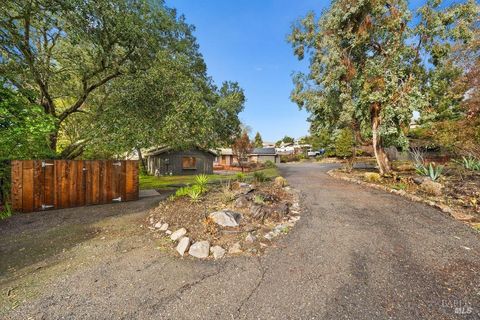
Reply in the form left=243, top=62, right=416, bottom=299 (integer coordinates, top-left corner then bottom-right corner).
left=2, top=162, right=480, bottom=319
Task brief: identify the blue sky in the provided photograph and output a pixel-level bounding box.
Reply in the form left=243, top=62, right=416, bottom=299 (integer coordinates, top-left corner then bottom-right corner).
left=166, top=0, right=440, bottom=142
left=166, top=0, right=327, bottom=142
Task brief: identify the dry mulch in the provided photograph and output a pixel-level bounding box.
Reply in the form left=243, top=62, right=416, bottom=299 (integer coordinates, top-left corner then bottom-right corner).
left=146, top=181, right=300, bottom=256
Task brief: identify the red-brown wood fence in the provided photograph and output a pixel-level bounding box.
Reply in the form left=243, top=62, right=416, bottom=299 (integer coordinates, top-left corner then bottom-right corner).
left=11, top=160, right=139, bottom=213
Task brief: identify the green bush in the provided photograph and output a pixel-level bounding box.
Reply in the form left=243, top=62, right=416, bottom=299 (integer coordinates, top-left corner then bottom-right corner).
left=263, top=160, right=276, bottom=168
left=253, top=171, right=267, bottom=182
left=235, top=172, right=246, bottom=182
left=334, top=129, right=354, bottom=158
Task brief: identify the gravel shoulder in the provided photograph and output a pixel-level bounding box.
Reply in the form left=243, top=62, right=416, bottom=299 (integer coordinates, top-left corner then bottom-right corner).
left=1, top=162, right=479, bottom=319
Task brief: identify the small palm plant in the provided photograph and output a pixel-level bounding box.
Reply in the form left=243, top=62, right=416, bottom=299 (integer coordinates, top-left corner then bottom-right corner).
left=187, top=185, right=202, bottom=202
left=194, top=174, right=209, bottom=193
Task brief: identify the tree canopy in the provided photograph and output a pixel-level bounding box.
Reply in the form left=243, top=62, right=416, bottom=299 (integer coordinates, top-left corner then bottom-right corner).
left=289, top=0, right=478, bottom=174
left=254, top=132, right=263, bottom=148
left=0, top=0, right=244, bottom=160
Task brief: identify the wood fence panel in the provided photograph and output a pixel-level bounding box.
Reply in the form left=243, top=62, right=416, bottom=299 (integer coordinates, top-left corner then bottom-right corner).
left=11, top=161, right=23, bottom=212
left=11, top=160, right=138, bottom=213
left=33, top=160, right=43, bottom=211
left=22, top=160, right=34, bottom=213
left=44, top=160, right=55, bottom=209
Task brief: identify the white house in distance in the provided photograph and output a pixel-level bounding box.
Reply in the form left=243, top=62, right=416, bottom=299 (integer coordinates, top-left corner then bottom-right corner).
left=275, top=140, right=312, bottom=155
left=215, top=147, right=280, bottom=167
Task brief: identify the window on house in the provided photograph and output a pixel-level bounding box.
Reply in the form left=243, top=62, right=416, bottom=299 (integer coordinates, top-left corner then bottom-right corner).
left=182, top=157, right=196, bottom=169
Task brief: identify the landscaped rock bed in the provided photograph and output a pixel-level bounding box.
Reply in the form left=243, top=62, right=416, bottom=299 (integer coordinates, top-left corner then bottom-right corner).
left=330, top=164, right=480, bottom=230
left=146, top=177, right=301, bottom=259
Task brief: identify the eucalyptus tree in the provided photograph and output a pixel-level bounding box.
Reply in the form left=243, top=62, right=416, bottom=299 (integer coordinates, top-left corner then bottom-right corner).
left=0, top=0, right=207, bottom=152
left=289, top=0, right=478, bottom=174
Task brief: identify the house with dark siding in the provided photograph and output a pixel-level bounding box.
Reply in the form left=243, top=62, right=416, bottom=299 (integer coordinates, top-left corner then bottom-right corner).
left=145, top=147, right=216, bottom=176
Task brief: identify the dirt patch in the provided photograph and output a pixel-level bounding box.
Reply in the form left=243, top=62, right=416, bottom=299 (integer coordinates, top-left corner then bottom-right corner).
left=146, top=181, right=301, bottom=256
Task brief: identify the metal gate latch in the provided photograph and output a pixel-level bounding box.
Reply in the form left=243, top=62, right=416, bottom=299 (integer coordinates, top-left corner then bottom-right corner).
left=113, top=162, right=122, bottom=166
left=42, top=161, right=54, bottom=167
left=112, top=197, right=122, bottom=202
left=41, top=204, right=55, bottom=210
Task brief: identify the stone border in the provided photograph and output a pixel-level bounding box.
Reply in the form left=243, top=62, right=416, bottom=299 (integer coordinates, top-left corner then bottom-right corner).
left=327, top=169, right=478, bottom=226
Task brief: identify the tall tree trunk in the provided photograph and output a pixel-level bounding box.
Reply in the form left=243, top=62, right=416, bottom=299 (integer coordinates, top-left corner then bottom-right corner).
left=136, top=148, right=147, bottom=174
left=371, top=104, right=391, bottom=175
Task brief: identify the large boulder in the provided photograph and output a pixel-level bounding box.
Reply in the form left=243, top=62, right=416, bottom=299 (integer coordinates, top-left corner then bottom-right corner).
left=170, top=228, right=187, bottom=241
left=188, top=241, right=210, bottom=259
left=209, top=210, right=242, bottom=227
left=176, top=237, right=190, bottom=256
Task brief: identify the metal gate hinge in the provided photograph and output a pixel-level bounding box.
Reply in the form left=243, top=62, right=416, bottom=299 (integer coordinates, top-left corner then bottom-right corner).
left=41, top=204, right=54, bottom=210
left=113, top=162, right=122, bottom=166
left=42, top=161, right=54, bottom=167
left=112, top=197, right=122, bottom=202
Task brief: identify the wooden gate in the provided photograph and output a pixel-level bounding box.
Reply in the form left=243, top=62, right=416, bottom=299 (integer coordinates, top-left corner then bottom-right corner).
left=11, top=160, right=139, bottom=213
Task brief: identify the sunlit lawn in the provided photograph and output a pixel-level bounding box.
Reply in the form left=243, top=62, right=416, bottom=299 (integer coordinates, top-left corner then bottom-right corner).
left=139, top=167, right=279, bottom=190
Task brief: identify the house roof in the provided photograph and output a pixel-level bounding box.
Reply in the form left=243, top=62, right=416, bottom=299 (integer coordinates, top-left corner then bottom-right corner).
left=217, top=148, right=234, bottom=156
left=250, top=148, right=276, bottom=155
left=146, top=146, right=217, bottom=157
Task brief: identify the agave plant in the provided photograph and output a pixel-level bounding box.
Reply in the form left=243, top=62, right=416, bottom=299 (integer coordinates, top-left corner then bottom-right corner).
left=417, top=163, right=443, bottom=181
left=460, top=156, right=480, bottom=171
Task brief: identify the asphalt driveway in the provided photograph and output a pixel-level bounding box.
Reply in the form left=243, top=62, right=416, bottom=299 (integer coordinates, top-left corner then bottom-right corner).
left=1, top=162, right=479, bottom=319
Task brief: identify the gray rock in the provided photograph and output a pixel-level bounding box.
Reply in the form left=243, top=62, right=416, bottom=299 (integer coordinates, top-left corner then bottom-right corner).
left=154, top=222, right=163, bottom=228
left=210, top=245, right=226, bottom=259
left=165, top=230, right=172, bottom=235
left=188, top=241, right=210, bottom=259
left=209, top=210, right=242, bottom=227
left=176, top=237, right=190, bottom=256
left=235, top=195, right=250, bottom=208
left=245, top=233, right=256, bottom=243
left=170, top=228, right=187, bottom=241
left=228, top=242, right=242, bottom=254
left=159, top=223, right=169, bottom=231
left=413, top=176, right=426, bottom=185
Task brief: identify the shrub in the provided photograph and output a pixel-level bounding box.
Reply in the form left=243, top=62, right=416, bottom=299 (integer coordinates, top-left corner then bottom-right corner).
left=175, top=186, right=190, bottom=198
left=235, top=172, right=246, bottom=182
left=274, top=176, right=288, bottom=187
left=263, top=160, right=276, bottom=168
left=253, top=171, right=267, bottom=182
left=334, top=129, right=354, bottom=158
left=364, top=172, right=381, bottom=183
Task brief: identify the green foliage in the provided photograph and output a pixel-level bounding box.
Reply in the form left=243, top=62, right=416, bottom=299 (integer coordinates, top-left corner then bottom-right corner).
left=416, top=163, right=444, bottom=181
left=334, top=129, right=354, bottom=158
left=253, top=171, right=267, bottom=183
left=187, top=186, right=202, bottom=202
left=288, top=0, right=478, bottom=173
left=254, top=132, right=263, bottom=148
left=458, top=156, right=480, bottom=171
left=253, top=195, right=265, bottom=205
left=0, top=201, right=12, bottom=220
left=1, top=0, right=244, bottom=157
left=263, top=160, right=276, bottom=168
left=235, top=172, right=246, bottom=182
left=0, top=85, right=56, bottom=160
left=194, top=174, right=209, bottom=193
